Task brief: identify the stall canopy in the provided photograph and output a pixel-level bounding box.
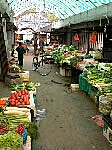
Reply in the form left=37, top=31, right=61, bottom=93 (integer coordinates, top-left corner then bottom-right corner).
left=7, top=0, right=112, bottom=20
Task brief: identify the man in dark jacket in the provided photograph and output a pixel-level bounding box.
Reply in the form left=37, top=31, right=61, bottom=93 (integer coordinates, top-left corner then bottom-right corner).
left=16, top=42, right=25, bottom=66
left=39, top=37, right=44, bottom=54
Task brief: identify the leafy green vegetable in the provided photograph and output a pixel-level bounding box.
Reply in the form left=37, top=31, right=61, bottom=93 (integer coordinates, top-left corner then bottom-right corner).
left=10, top=82, right=40, bottom=91
left=23, top=122, right=39, bottom=139
left=70, top=57, right=81, bottom=67
left=68, top=45, right=76, bottom=52
left=0, top=131, right=23, bottom=150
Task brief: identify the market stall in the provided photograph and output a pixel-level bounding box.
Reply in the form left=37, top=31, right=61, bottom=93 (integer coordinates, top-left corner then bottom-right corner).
left=0, top=62, right=40, bottom=150
left=77, top=62, right=112, bottom=144
left=51, top=44, right=112, bottom=144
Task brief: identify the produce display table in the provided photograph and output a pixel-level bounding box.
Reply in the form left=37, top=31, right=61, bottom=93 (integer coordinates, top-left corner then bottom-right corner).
left=79, top=74, right=92, bottom=95
left=5, top=107, right=32, bottom=150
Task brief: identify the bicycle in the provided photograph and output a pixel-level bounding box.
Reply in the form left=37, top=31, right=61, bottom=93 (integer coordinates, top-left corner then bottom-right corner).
left=32, top=52, right=52, bottom=76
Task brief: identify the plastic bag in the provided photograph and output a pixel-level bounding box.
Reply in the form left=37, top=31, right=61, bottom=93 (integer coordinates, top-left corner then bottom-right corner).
left=22, top=129, right=28, bottom=144
left=92, top=115, right=104, bottom=128
left=74, top=33, right=80, bottom=42
left=89, top=32, right=97, bottom=43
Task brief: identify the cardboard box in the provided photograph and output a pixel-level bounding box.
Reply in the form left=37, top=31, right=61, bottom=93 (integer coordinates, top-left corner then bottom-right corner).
left=19, top=71, right=29, bottom=82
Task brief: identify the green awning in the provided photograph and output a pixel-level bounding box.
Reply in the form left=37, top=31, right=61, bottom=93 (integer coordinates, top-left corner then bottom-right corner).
left=7, top=0, right=112, bottom=19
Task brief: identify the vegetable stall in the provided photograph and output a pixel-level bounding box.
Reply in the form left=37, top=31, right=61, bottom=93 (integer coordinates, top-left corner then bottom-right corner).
left=0, top=79, right=40, bottom=149
left=50, top=44, right=112, bottom=144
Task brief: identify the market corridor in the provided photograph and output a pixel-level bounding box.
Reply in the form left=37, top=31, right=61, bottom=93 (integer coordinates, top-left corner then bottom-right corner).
left=23, top=55, right=112, bottom=150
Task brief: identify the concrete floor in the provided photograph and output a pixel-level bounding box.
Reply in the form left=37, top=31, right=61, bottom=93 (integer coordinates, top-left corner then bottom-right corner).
left=23, top=53, right=112, bottom=150
left=0, top=52, right=112, bottom=150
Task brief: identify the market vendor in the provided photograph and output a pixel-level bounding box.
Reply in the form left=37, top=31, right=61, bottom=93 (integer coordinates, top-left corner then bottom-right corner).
left=16, top=42, right=25, bottom=67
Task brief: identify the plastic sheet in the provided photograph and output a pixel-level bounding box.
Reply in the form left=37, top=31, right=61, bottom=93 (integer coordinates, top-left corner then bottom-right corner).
left=92, top=115, right=104, bottom=128
left=79, top=74, right=92, bottom=95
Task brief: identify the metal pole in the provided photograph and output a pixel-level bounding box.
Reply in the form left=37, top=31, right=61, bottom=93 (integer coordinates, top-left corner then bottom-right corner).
left=87, top=29, right=90, bottom=54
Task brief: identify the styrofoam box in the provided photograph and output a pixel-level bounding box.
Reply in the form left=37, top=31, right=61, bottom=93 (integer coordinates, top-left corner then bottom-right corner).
left=59, top=67, right=65, bottom=76
left=71, top=84, right=79, bottom=92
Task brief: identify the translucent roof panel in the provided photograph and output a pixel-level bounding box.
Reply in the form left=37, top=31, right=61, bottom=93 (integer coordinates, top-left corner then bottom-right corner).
left=7, top=0, right=112, bottom=19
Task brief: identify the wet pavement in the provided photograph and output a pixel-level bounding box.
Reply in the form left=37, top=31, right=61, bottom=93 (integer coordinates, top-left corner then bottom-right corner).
left=23, top=51, right=112, bottom=150
left=0, top=50, right=112, bottom=150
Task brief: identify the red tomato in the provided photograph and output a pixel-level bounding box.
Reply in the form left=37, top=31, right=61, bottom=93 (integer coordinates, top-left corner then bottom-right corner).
left=17, top=97, right=20, bottom=100
left=20, top=99, right=23, bottom=103
left=24, top=89, right=28, bottom=95
left=11, top=102, right=16, bottom=106
left=26, top=101, right=30, bottom=105
left=22, top=102, right=25, bottom=105
left=15, top=100, right=18, bottom=103
left=21, top=95, right=24, bottom=100
left=26, top=95, right=29, bottom=99
left=23, top=96, right=27, bottom=102
left=15, top=93, right=19, bottom=98
left=18, top=92, right=22, bottom=97
left=11, top=99, right=15, bottom=102
left=11, top=95, right=15, bottom=99
left=21, top=90, right=25, bottom=95
left=15, top=103, right=19, bottom=107
left=18, top=102, right=21, bottom=105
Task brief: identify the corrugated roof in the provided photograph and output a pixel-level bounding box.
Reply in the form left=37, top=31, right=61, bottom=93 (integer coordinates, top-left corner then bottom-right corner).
left=7, top=0, right=112, bottom=19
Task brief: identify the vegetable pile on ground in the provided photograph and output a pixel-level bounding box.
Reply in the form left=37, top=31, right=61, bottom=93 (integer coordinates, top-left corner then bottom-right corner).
left=8, top=89, right=30, bottom=106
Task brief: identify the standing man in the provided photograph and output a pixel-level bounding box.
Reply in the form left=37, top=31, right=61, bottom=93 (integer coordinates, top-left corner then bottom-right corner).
left=34, top=34, right=38, bottom=55
left=16, top=42, right=25, bottom=67
left=39, top=37, right=44, bottom=54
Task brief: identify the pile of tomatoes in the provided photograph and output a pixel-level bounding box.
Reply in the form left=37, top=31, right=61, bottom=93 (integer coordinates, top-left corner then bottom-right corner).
left=8, top=89, right=30, bottom=107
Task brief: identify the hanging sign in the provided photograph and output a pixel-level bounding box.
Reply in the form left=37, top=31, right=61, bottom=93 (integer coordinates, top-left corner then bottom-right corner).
left=89, top=31, right=97, bottom=43
left=74, top=33, right=80, bottom=42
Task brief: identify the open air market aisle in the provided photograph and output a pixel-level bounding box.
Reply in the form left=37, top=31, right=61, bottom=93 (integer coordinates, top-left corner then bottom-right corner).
left=23, top=55, right=112, bottom=150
